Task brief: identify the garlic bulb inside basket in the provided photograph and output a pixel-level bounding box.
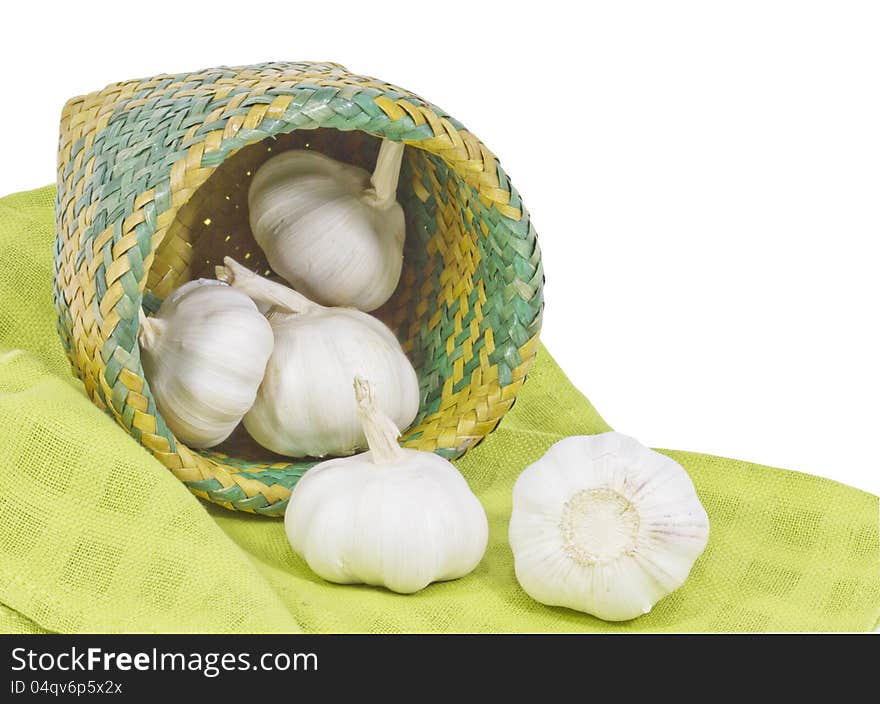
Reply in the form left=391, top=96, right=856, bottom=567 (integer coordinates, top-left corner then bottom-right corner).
left=137, top=279, right=274, bottom=448
left=248, top=139, right=406, bottom=312
left=217, top=257, right=419, bottom=458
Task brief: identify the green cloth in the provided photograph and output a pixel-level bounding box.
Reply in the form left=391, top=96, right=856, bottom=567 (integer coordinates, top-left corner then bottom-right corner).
left=1, top=186, right=878, bottom=633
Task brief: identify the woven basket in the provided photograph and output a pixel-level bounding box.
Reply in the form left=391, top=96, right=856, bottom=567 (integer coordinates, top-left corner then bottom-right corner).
left=54, top=61, right=543, bottom=515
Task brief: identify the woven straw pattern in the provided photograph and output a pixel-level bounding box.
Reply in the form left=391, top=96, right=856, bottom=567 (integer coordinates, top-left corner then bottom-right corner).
left=53, top=62, right=543, bottom=515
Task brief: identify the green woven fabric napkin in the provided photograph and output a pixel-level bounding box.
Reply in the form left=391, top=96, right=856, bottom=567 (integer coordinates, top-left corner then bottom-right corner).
left=1, top=186, right=877, bottom=633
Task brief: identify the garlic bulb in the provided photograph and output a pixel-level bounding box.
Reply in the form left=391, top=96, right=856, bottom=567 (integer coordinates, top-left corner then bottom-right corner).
left=285, top=377, right=488, bottom=594
left=137, top=279, right=274, bottom=448
left=217, top=257, right=419, bottom=458
left=248, top=139, right=406, bottom=311
left=509, top=432, right=710, bottom=621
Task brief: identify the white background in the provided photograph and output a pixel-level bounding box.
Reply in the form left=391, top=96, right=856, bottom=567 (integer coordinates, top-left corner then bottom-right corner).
left=1, top=1, right=877, bottom=494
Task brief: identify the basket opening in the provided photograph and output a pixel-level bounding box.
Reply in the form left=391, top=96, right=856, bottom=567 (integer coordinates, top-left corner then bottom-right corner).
left=147, top=127, right=485, bottom=465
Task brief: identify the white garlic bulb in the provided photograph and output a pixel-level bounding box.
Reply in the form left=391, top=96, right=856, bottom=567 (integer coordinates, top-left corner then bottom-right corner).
left=285, top=377, right=488, bottom=594
left=137, top=279, right=274, bottom=448
left=509, top=432, right=710, bottom=621
left=217, top=257, right=419, bottom=458
left=248, top=139, right=406, bottom=312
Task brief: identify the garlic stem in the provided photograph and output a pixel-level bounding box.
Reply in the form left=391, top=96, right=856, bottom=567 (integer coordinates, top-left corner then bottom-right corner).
left=354, top=377, right=406, bottom=464
left=365, top=139, right=405, bottom=208
left=216, top=256, right=318, bottom=314
left=137, top=308, right=163, bottom=348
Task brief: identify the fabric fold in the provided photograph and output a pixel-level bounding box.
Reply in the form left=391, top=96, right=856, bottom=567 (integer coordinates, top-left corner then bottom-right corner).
left=0, top=346, right=300, bottom=633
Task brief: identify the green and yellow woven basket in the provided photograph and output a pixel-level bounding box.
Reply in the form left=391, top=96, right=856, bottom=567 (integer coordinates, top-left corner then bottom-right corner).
left=53, top=61, right=543, bottom=515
